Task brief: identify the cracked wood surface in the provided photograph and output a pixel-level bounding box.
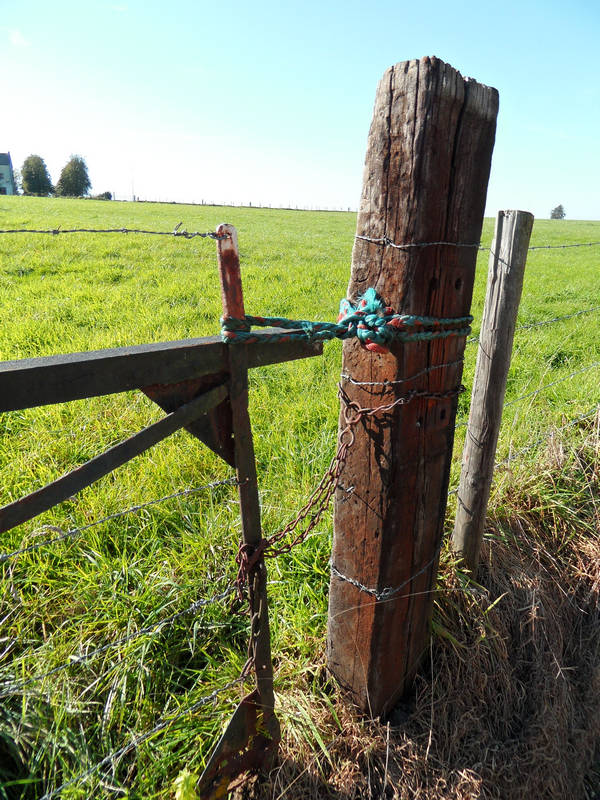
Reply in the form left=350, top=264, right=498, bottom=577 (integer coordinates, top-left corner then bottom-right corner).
left=452, top=210, right=533, bottom=573
left=327, top=56, right=498, bottom=715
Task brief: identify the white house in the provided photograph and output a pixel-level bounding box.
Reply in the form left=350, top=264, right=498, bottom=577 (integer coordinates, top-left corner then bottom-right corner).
left=0, top=153, right=17, bottom=195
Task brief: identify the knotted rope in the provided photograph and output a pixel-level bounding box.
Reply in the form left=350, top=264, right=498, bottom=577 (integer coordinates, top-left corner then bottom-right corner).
left=221, top=287, right=472, bottom=354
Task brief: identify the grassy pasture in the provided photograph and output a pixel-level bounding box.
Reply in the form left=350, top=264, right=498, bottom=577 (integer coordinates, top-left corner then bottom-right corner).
left=0, top=196, right=598, bottom=799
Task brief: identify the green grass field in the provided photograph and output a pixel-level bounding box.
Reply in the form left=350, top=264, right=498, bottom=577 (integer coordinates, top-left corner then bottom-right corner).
left=0, top=196, right=598, bottom=799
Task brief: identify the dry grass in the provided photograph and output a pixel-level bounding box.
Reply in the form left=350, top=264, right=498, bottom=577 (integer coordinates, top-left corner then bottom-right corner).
left=239, top=421, right=600, bottom=800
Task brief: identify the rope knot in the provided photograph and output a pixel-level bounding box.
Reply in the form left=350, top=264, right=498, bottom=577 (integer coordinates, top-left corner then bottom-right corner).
left=221, top=315, right=251, bottom=341
left=337, top=288, right=473, bottom=353
left=337, top=288, right=399, bottom=353
left=220, top=287, right=472, bottom=349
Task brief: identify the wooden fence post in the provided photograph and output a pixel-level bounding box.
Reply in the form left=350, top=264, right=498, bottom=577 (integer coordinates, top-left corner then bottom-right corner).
left=452, top=209, right=534, bottom=572
left=327, top=57, right=498, bottom=716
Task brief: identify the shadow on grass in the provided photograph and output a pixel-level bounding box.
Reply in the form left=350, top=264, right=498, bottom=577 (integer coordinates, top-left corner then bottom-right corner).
left=245, top=468, right=600, bottom=800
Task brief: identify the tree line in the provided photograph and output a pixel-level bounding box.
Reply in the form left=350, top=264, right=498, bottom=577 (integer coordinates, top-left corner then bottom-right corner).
left=16, top=154, right=110, bottom=200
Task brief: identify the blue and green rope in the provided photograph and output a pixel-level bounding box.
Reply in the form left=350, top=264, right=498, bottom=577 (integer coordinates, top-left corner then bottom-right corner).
left=221, top=287, right=472, bottom=351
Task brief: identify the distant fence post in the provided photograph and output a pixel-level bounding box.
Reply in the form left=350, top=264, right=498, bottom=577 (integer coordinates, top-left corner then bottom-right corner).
left=452, top=209, right=534, bottom=572
left=327, top=57, right=498, bottom=717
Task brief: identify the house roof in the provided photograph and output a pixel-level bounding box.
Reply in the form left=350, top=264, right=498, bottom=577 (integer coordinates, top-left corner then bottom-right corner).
left=0, top=153, right=13, bottom=167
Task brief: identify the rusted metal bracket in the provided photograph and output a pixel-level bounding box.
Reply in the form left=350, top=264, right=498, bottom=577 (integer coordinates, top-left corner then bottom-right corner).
left=197, top=689, right=280, bottom=799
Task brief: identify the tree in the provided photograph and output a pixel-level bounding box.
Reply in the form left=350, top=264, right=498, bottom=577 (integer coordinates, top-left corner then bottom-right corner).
left=55, top=155, right=91, bottom=197
left=12, top=168, right=22, bottom=194
left=21, top=155, right=53, bottom=196
left=550, top=204, right=566, bottom=219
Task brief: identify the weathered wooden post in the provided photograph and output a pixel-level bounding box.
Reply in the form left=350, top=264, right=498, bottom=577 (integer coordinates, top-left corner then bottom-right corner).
left=327, top=57, right=498, bottom=716
left=452, top=210, right=534, bottom=573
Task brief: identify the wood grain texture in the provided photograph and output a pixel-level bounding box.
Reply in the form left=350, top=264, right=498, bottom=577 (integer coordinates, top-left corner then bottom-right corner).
left=0, top=335, right=321, bottom=412
left=327, top=56, right=498, bottom=715
left=143, top=373, right=235, bottom=467
left=452, top=210, right=533, bottom=572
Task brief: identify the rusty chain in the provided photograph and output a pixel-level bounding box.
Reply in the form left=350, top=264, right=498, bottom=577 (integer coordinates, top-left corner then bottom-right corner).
left=234, top=382, right=465, bottom=597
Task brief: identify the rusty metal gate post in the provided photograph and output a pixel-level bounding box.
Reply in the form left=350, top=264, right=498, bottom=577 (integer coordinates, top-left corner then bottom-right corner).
left=197, top=225, right=280, bottom=799
left=216, top=223, right=279, bottom=732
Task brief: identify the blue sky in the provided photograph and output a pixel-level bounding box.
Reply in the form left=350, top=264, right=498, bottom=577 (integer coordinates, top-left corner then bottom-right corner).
left=2, top=0, right=599, bottom=219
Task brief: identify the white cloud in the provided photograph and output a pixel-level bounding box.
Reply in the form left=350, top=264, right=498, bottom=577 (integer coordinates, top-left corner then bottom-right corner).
left=8, top=29, right=30, bottom=47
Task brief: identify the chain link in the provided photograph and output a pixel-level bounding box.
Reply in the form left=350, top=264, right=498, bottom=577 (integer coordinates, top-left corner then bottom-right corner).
left=234, top=382, right=465, bottom=596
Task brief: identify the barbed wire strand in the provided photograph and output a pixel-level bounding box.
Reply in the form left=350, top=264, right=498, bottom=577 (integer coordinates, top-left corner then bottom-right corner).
left=38, top=673, right=248, bottom=800
left=0, top=477, right=238, bottom=564
left=340, top=358, right=464, bottom=389
left=355, top=234, right=600, bottom=252
left=455, top=361, right=600, bottom=428
left=466, top=305, right=600, bottom=345
left=494, top=404, right=600, bottom=469
left=502, top=362, right=600, bottom=409
left=355, top=235, right=482, bottom=250
left=449, top=404, right=600, bottom=496
left=2, top=225, right=598, bottom=250
left=0, top=224, right=228, bottom=240
left=527, top=241, right=600, bottom=250
left=0, top=583, right=235, bottom=698
left=513, top=305, right=600, bottom=331
left=330, top=540, right=443, bottom=602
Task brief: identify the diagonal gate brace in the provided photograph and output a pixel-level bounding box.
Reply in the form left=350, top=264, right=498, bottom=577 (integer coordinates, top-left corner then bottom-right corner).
left=0, top=384, right=228, bottom=534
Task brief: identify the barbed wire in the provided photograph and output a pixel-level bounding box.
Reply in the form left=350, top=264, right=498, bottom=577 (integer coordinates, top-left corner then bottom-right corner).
left=330, top=541, right=443, bottom=603
left=0, top=477, right=238, bottom=564
left=502, top=362, right=600, bottom=409
left=355, top=235, right=600, bottom=252
left=340, top=358, right=464, bottom=389
left=466, top=304, right=600, bottom=345
left=493, top=404, right=600, bottom=469
left=2, top=223, right=598, bottom=250
left=449, top=403, right=600, bottom=496
left=527, top=241, right=600, bottom=250
left=0, top=223, right=228, bottom=240
left=38, top=672, right=249, bottom=800
left=0, top=582, right=235, bottom=698
left=513, top=305, right=600, bottom=331
left=355, top=234, right=482, bottom=250
left=455, top=361, right=600, bottom=428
